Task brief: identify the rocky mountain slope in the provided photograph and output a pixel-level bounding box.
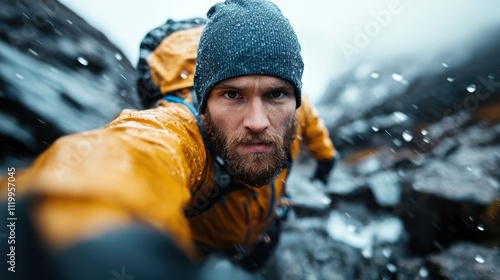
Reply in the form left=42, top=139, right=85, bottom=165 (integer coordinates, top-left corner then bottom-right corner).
left=277, top=22, right=500, bottom=280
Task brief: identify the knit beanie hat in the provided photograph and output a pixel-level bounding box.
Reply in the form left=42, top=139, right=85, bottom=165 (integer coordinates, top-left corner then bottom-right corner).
left=194, top=0, right=304, bottom=113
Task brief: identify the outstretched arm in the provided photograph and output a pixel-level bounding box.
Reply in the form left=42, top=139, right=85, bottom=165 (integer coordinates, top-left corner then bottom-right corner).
left=0, top=104, right=204, bottom=279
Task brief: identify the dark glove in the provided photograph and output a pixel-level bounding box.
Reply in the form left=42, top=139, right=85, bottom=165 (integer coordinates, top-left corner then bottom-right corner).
left=311, top=156, right=337, bottom=185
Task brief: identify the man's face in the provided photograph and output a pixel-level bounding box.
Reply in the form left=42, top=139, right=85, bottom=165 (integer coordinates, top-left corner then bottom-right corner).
left=203, top=75, right=297, bottom=187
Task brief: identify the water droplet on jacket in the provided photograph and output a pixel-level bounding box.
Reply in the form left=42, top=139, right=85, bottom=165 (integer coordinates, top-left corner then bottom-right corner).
left=477, top=224, right=485, bottom=231
left=475, top=255, right=485, bottom=263
left=180, top=70, right=188, bottom=79
left=370, top=72, right=380, bottom=79
left=466, top=84, right=477, bottom=93
left=115, top=53, right=122, bottom=61
left=442, top=62, right=449, bottom=68
left=15, top=73, right=24, bottom=80
left=447, top=77, right=455, bottom=82
left=421, top=129, right=428, bottom=135
left=402, top=130, right=413, bottom=142
left=78, top=57, right=88, bottom=66
left=371, top=125, right=379, bottom=132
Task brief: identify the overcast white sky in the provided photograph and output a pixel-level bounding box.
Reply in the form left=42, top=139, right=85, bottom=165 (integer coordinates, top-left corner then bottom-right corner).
left=59, top=0, right=500, bottom=103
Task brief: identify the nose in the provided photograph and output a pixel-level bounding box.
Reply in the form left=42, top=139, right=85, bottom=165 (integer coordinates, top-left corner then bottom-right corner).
left=243, top=98, right=270, bottom=134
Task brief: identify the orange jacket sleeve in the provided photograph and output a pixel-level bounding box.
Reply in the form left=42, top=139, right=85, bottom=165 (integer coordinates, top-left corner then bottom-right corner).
left=292, top=95, right=336, bottom=161
left=1, top=102, right=205, bottom=259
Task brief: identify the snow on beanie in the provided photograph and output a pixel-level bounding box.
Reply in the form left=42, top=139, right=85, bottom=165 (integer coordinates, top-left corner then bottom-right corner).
left=194, top=0, right=304, bottom=113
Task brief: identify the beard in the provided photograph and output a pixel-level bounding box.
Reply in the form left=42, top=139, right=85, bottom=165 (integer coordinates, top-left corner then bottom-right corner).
left=203, top=112, right=296, bottom=187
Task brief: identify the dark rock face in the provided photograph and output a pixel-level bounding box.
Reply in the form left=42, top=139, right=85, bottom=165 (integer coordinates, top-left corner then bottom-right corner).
left=0, top=0, right=142, bottom=170
left=399, top=156, right=499, bottom=254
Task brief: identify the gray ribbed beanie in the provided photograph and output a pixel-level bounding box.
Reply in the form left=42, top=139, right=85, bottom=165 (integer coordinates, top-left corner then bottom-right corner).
left=194, top=0, right=304, bottom=113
